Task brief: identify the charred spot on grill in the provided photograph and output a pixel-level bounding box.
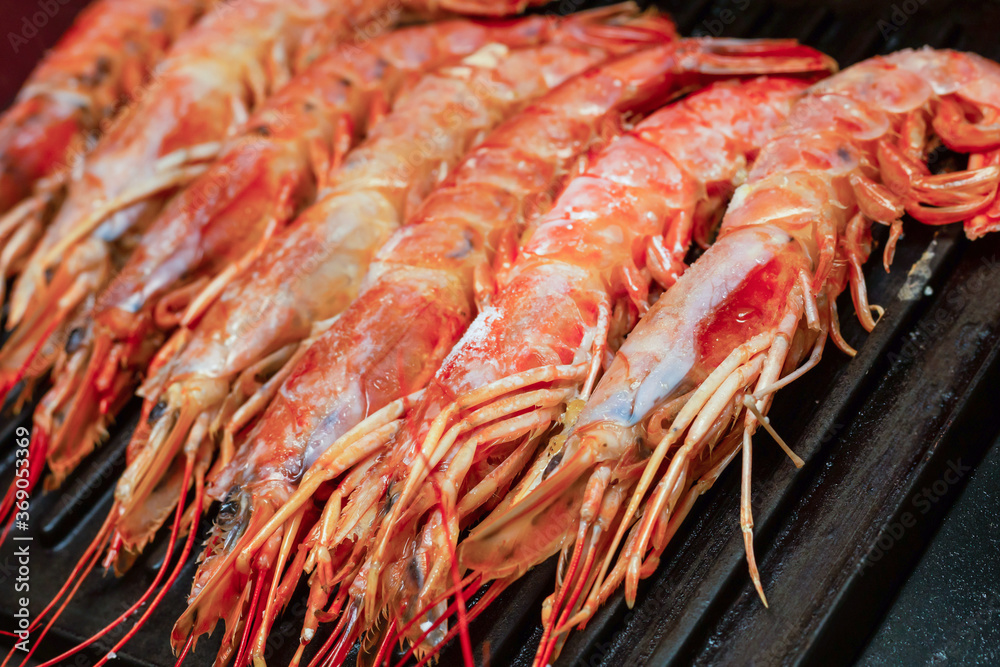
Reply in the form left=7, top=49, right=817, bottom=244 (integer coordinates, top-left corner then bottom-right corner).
left=445, top=229, right=476, bottom=259
left=542, top=451, right=564, bottom=480
left=65, top=327, right=85, bottom=354
left=148, top=399, right=169, bottom=424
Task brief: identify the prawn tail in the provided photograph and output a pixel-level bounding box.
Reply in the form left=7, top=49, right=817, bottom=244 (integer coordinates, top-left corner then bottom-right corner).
left=557, top=2, right=677, bottom=48
left=962, top=146, right=1000, bottom=239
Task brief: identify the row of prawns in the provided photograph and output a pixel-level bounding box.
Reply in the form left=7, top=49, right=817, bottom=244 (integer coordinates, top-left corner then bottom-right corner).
left=2, top=0, right=999, bottom=666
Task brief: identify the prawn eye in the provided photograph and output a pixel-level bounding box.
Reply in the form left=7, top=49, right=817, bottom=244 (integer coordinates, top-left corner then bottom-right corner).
left=218, top=488, right=242, bottom=522
left=65, top=327, right=85, bottom=354
left=384, top=482, right=397, bottom=512
left=148, top=400, right=169, bottom=424
left=212, top=486, right=251, bottom=554
left=406, top=555, right=425, bottom=591
left=542, top=451, right=564, bottom=480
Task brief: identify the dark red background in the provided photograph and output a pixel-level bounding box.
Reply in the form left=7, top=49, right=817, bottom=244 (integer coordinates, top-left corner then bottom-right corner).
left=0, top=0, right=90, bottom=109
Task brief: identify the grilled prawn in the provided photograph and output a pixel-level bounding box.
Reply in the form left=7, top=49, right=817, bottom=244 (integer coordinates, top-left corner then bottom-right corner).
left=7, top=13, right=592, bottom=536
left=0, top=0, right=212, bottom=302
left=111, top=14, right=657, bottom=665
left=127, top=11, right=636, bottom=567
left=376, top=74, right=819, bottom=664
left=465, top=48, right=1000, bottom=665
left=232, top=43, right=833, bottom=666
left=190, top=14, right=695, bottom=664
left=12, top=10, right=608, bottom=667
left=0, top=1, right=418, bottom=575
left=0, top=0, right=384, bottom=411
